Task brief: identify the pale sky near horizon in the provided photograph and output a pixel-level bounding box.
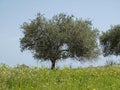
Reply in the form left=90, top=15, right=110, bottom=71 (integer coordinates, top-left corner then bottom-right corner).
left=0, top=0, right=120, bottom=67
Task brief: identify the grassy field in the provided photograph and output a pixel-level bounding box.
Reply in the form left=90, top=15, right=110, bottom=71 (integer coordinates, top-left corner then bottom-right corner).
left=0, top=64, right=120, bottom=90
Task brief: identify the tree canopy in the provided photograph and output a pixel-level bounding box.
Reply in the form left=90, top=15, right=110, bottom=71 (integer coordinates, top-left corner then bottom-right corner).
left=20, top=13, right=100, bottom=69
left=100, top=25, right=120, bottom=56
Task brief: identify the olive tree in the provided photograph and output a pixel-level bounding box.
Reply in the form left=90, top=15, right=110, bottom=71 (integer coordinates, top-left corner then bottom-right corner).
left=100, top=25, right=120, bottom=56
left=20, top=13, right=100, bottom=69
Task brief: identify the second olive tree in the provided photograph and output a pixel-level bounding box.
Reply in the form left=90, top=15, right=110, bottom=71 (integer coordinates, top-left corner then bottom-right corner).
left=100, top=25, right=120, bottom=56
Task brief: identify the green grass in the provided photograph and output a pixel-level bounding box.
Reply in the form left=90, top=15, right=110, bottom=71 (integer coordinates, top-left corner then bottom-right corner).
left=0, top=64, right=120, bottom=90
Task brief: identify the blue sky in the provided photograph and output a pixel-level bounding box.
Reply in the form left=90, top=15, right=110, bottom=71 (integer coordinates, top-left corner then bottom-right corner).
left=0, top=0, right=120, bottom=67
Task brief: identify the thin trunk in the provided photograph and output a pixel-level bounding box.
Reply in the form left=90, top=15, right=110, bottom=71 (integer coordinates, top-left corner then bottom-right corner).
left=51, top=60, right=56, bottom=70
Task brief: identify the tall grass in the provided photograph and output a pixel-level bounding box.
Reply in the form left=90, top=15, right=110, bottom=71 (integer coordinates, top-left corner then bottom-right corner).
left=0, top=64, right=120, bottom=90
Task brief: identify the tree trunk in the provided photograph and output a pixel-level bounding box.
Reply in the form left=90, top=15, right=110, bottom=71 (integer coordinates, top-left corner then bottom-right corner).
left=51, top=60, right=56, bottom=70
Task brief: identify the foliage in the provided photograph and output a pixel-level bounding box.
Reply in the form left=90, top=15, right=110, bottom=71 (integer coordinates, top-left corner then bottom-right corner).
left=0, top=64, right=120, bottom=90
left=100, top=25, right=120, bottom=56
left=20, top=13, right=100, bottom=69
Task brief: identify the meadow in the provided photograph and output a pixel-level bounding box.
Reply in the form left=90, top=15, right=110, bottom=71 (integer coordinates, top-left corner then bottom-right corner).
left=0, top=64, right=120, bottom=90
